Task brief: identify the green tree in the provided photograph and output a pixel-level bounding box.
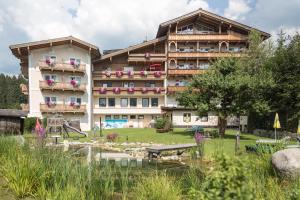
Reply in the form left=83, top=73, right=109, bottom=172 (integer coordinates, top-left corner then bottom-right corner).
left=176, top=31, right=273, bottom=137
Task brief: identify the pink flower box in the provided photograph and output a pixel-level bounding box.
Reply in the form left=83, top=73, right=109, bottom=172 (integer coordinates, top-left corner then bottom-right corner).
left=142, top=87, right=148, bottom=94
left=47, top=79, right=55, bottom=86
left=99, top=88, right=107, bottom=94
left=154, top=87, right=161, bottom=94
left=113, top=87, right=121, bottom=94
left=127, top=87, right=135, bottom=94
left=116, top=71, right=123, bottom=77
left=154, top=71, right=162, bottom=78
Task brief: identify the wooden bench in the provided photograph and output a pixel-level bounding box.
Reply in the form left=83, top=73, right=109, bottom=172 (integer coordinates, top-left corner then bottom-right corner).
left=146, top=143, right=197, bottom=159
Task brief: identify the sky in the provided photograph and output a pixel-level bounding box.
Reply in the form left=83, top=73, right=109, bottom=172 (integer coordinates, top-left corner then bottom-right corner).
left=0, top=0, right=300, bottom=75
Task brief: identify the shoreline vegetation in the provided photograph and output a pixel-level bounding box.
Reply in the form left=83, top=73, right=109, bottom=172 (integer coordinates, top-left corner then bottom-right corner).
left=1, top=129, right=300, bottom=199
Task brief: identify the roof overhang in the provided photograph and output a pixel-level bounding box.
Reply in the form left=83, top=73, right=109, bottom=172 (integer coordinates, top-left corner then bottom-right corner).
left=156, top=8, right=270, bottom=39
left=94, top=36, right=167, bottom=63
left=10, top=36, right=101, bottom=78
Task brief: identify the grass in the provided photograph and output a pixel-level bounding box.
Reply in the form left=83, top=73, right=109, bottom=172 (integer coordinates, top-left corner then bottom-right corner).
left=24, top=128, right=267, bottom=156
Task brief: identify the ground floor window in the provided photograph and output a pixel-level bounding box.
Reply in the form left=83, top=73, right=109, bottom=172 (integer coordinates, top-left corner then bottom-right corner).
left=183, top=113, right=191, bottom=123
left=122, top=115, right=128, bottom=119
left=201, top=114, right=208, bottom=122
left=130, top=98, right=137, bottom=107
left=142, top=98, right=149, bottom=107
left=138, top=115, right=144, bottom=119
left=130, top=115, right=136, bottom=119
left=121, top=98, right=128, bottom=107
left=99, top=98, right=106, bottom=107
left=113, top=115, right=120, bottom=119
left=108, top=98, right=115, bottom=107
left=105, top=115, right=111, bottom=120
left=151, top=98, right=158, bottom=107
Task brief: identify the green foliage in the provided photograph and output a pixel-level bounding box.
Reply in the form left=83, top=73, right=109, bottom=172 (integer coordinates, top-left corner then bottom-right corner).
left=133, top=174, right=182, bottom=200
left=200, top=154, right=256, bottom=200
left=154, top=117, right=168, bottom=129
left=24, top=117, right=37, bottom=132
left=0, top=74, right=27, bottom=109
left=245, top=143, right=285, bottom=154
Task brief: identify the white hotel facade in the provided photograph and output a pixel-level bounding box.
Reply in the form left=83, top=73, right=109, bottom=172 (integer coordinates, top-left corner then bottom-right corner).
left=10, top=9, right=269, bottom=131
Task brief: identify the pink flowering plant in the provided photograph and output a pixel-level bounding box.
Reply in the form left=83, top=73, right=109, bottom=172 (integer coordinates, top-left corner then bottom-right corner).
left=142, top=87, right=148, bottom=94
left=154, top=71, right=162, bottom=78
left=99, top=87, right=107, bottom=94
left=127, top=87, right=135, bottom=94
left=140, top=70, right=148, bottom=77
left=113, top=87, right=121, bottom=94
left=47, top=79, right=55, bottom=86
left=154, top=87, right=161, bottom=94
left=194, top=132, right=205, bottom=157
left=116, top=71, right=123, bottom=77
left=106, top=133, right=118, bottom=142
left=127, top=70, right=134, bottom=77
left=70, top=80, right=79, bottom=87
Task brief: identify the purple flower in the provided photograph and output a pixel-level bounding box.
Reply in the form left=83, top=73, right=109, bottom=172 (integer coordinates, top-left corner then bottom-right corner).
left=194, top=132, right=204, bottom=144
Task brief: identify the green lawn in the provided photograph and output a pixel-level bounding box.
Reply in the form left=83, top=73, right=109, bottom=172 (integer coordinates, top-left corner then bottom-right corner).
left=25, top=128, right=267, bottom=156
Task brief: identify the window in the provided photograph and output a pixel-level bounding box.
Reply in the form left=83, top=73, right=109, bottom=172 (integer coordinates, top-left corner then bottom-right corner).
left=45, top=97, right=57, bottom=103
left=105, top=115, right=111, bottom=120
left=102, top=82, right=112, bottom=88
left=201, top=115, right=208, bottom=122
left=130, top=115, right=136, bottom=119
left=113, top=115, right=120, bottom=119
left=120, top=98, right=128, bottom=107
left=130, top=98, right=137, bottom=107
left=108, top=98, right=115, bottom=107
left=122, top=115, right=128, bottom=120
left=183, top=113, right=191, bottom=123
left=70, top=76, right=81, bottom=84
left=44, top=74, right=57, bottom=81
left=70, top=58, right=81, bottom=65
left=145, top=82, right=155, bottom=88
left=142, top=98, right=149, bottom=107
left=151, top=98, right=159, bottom=107
left=70, top=97, right=81, bottom=105
left=123, top=82, right=134, bottom=88
left=138, top=115, right=144, bottom=119
left=99, top=98, right=106, bottom=107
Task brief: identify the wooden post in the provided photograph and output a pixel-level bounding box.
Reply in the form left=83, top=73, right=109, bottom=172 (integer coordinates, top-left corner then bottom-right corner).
left=235, top=131, right=240, bottom=154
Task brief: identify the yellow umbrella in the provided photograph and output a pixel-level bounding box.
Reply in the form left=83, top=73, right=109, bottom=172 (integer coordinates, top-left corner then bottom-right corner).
left=273, top=113, right=281, bottom=140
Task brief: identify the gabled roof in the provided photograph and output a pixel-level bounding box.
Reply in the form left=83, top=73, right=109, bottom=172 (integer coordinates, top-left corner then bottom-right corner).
left=156, top=8, right=270, bottom=38
left=10, top=36, right=101, bottom=60
left=95, top=36, right=167, bottom=62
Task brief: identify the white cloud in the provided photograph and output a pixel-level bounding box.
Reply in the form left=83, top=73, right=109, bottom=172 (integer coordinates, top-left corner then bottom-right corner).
left=3, top=0, right=209, bottom=50
left=224, top=0, right=251, bottom=20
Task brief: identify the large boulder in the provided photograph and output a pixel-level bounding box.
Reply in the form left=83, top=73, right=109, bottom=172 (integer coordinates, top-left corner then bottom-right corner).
left=272, top=148, right=300, bottom=178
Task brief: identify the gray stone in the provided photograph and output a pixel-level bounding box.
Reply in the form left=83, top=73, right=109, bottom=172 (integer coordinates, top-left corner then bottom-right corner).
left=272, top=148, right=300, bottom=178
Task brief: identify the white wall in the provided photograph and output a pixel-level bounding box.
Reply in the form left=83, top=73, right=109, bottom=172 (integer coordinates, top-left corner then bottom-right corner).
left=28, top=45, right=92, bottom=131
left=171, top=110, right=218, bottom=127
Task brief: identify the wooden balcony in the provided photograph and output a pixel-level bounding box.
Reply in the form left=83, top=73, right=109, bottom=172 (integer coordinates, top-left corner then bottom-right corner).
left=93, top=87, right=165, bottom=96
left=93, top=71, right=166, bottom=80
left=168, top=52, right=242, bottom=58
left=20, top=84, right=28, bottom=95
left=39, top=61, right=86, bottom=74
left=167, top=86, right=187, bottom=94
left=168, top=32, right=247, bottom=42
left=128, top=53, right=166, bottom=62
left=39, top=81, right=86, bottom=92
left=40, top=104, right=86, bottom=114
left=168, top=69, right=205, bottom=76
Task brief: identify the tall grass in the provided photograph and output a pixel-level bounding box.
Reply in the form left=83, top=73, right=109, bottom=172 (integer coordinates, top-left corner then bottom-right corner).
left=0, top=136, right=299, bottom=200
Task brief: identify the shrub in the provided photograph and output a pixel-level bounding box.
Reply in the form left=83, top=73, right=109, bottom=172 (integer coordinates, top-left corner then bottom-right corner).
left=24, top=117, right=37, bottom=132
left=200, top=154, right=257, bottom=200
left=133, top=174, right=182, bottom=200
left=154, top=117, right=167, bottom=129
left=106, top=133, right=118, bottom=142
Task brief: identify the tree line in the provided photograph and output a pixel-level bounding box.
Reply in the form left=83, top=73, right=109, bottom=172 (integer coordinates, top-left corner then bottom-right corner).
left=177, top=31, right=300, bottom=135
left=0, top=74, right=27, bottom=109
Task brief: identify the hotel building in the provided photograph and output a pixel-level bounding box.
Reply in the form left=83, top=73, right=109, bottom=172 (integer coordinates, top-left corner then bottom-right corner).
left=10, top=9, right=269, bottom=131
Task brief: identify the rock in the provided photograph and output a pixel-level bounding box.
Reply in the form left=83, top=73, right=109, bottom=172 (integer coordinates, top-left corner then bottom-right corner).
left=272, top=148, right=300, bottom=178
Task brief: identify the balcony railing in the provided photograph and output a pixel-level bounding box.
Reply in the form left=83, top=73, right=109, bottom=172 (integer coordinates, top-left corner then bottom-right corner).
left=168, top=32, right=247, bottom=41
left=39, top=61, right=86, bottom=73
left=168, top=51, right=243, bottom=58
left=39, top=81, right=86, bottom=92
left=93, top=87, right=165, bottom=96
left=40, top=104, right=86, bottom=114
left=168, top=69, right=205, bottom=76
left=93, top=71, right=166, bottom=80
left=128, top=53, right=166, bottom=62
left=167, top=86, right=187, bottom=94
